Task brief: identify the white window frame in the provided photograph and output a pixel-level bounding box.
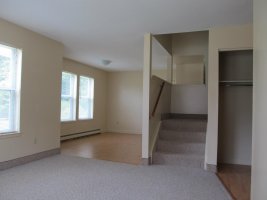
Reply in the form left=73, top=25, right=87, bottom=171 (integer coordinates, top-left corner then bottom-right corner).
left=60, top=71, right=77, bottom=122
left=78, top=76, right=94, bottom=120
left=0, top=44, right=22, bottom=135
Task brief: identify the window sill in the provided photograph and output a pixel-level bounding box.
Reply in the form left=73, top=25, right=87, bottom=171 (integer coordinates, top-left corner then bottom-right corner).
left=60, top=119, right=94, bottom=124
left=78, top=118, right=94, bottom=121
left=61, top=120, right=77, bottom=124
left=0, top=132, right=21, bottom=139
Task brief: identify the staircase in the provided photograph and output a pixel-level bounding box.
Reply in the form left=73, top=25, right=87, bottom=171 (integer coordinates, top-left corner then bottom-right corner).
left=153, top=118, right=207, bottom=168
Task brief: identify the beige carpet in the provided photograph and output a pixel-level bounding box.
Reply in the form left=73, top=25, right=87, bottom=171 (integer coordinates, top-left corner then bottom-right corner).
left=0, top=155, right=230, bottom=200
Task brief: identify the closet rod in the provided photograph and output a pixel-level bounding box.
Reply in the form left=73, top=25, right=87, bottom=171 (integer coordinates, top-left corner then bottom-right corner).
left=219, top=81, right=253, bottom=87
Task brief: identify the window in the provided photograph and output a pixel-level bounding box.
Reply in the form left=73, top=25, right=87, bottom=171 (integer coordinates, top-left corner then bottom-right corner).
left=79, top=76, right=94, bottom=120
left=0, top=44, right=22, bottom=134
left=60, top=73, right=94, bottom=121
left=61, top=72, right=77, bottom=121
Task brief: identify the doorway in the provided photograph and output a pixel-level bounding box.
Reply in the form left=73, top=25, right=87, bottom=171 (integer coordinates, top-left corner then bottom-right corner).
left=217, top=49, right=253, bottom=199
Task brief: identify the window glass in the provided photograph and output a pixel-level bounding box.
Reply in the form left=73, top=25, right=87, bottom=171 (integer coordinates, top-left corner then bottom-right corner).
left=79, top=76, right=94, bottom=119
left=0, top=44, right=21, bottom=134
left=60, top=72, right=76, bottom=121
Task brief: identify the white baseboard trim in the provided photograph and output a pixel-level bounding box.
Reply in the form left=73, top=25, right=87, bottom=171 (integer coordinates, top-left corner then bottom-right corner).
left=205, top=163, right=218, bottom=173
left=0, top=148, right=60, bottom=171
left=105, top=130, right=141, bottom=134
left=61, top=129, right=101, bottom=141
left=141, top=157, right=152, bottom=165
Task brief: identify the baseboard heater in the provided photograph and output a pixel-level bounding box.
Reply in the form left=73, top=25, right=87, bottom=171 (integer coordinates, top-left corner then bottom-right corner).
left=61, top=129, right=101, bottom=141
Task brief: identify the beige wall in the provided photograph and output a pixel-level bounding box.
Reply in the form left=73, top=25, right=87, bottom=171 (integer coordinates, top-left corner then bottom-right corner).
left=252, top=0, right=267, bottom=199
left=153, top=34, right=172, bottom=55
left=206, top=24, right=253, bottom=166
left=152, top=69, right=168, bottom=81
left=149, top=76, right=172, bottom=156
left=61, top=58, right=107, bottom=136
left=106, top=71, right=142, bottom=134
left=171, top=31, right=208, bottom=114
left=62, top=60, right=143, bottom=136
left=0, top=18, right=64, bottom=162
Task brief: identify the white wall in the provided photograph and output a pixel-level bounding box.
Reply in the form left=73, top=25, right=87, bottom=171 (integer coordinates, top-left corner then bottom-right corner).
left=252, top=0, right=267, bottom=199
left=142, top=34, right=172, bottom=159
left=171, top=85, right=207, bottom=114
left=61, top=58, right=107, bottom=136
left=106, top=71, right=142, bottom=134
left=218, top=87, right=252, bottom=165
left=171, top=31, right=208, bottom=114
left=142, top=34, right=152, bottom=158
left=151, top=37, right=172, bottom=83
left=0, top=18, right=64, bottom=162
left=206, top=25, right=253, bottom=167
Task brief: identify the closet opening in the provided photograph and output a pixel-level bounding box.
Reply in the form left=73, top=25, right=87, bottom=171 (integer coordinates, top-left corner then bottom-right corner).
left=217, top=49, right=253, bottom=199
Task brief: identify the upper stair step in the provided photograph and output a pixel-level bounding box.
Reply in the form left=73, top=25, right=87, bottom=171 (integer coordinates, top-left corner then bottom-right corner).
left=162, top=119, right=207, bottom=132
left=159, top=130, right=206, bottom=143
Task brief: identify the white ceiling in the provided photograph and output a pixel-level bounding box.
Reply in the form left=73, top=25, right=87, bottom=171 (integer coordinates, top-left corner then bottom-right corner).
left=0, top=0, right=252, bottom=71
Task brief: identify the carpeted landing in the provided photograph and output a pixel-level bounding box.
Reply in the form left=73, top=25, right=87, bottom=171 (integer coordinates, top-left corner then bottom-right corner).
left=0, top=155, right=230, bottom=200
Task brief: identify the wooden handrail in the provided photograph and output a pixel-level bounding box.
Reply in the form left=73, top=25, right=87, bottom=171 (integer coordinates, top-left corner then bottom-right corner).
left=150, top=81, right=165, bottom=118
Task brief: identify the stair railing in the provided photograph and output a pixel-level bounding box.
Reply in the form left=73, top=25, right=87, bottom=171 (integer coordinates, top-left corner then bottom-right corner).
left=150, top=81, right=165, bottom=119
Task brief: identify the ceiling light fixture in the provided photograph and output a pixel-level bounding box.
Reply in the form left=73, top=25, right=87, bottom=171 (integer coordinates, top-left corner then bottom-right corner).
left=101, top=59, right=112, bottom=66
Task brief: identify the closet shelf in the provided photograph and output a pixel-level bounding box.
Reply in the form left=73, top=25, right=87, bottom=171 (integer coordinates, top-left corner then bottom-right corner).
left=219, top=80, right=253, bottom=86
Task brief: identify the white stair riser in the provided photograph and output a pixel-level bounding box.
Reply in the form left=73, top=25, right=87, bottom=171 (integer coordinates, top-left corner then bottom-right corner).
left=162, top=120, right=207, bottom=132
left=159, top=131, right=206, bottom=143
